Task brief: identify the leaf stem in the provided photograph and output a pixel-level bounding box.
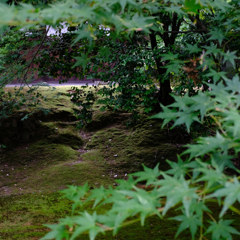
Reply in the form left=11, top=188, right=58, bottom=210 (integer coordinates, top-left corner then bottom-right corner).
left=209, top=115, right=226, bottom=136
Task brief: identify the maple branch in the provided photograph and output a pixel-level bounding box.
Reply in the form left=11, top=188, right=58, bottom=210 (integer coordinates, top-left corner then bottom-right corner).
left=21, top=26, right=50, bottom=86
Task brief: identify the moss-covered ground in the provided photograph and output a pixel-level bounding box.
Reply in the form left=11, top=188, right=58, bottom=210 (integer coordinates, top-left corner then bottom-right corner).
left=0, top=86, right=238, bottom=240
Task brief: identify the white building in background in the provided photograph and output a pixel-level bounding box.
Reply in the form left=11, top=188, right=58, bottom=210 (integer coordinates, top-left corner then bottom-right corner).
left=47, top=22, right=69, bottom=36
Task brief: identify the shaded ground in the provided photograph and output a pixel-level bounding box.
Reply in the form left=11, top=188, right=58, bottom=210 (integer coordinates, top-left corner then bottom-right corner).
left=0, top=86, right=237, bottom=240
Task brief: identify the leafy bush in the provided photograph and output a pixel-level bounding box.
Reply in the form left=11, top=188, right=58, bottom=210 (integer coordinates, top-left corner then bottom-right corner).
left=0, top=87, right=43, bottom=120
left=68, top=86, right=96, bottom=128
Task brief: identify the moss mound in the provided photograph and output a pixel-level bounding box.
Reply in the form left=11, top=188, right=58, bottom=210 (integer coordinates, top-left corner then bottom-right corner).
left=0, top=86, right=79, bottom=147
left=43, top=122, right=84, bottom=149
left=0, top=109, right=79, bottom=147
left=85, top=111, right=131, bottom=131
left=0, top=193, right=71, bottom=240
left=85, top=119, right=188, bottom=174
left=0, top=141, right=112, bottom=195
left=0, top=192, right=191, bottom=240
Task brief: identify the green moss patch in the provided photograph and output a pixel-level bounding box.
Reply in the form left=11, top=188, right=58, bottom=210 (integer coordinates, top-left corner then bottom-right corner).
left=0, top=141, right=113, bottom=195
left=24, top=151, right=111, bottom=193
left=0, top=193, right=72, bottom=240
left=85, top=111, right=130, bottom=131
left=0, top=192, right=189, bottom=240
left=85, top=119, right=187, bottom=175
left=0, top=141, right=78, bottom=195
left=1, top=87, right=79, bottom=147
left=42, top=122, right=84, bottom=149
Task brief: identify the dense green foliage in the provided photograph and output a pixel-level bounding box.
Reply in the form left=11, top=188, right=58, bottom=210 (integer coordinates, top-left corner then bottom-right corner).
left=42, top=78, right=240, bottom=240
left=0, top=0, right=240, bottom=239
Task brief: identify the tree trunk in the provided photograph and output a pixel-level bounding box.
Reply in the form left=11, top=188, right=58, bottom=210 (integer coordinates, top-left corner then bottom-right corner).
left=149, top=13, right=182, bottom=106
left=149, top=32, right=173, bottom=106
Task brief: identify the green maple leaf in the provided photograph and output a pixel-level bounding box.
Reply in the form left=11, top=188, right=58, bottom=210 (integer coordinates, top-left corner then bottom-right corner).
left=166, top=156, right=190, bottom=178
left=118, top=13, right=154, bottom=33
left=41, top=223, right=69, bottom=240
left=210, top=0, right=232, bottom=12
left=205, top=69, right=226, bottom=83
left=116, top=175, right=136, bottom=190
left=151, top=105, right=178, bottom=128
left=204, top=43, right=222, bottom=57
left=118, top=0, right=137, bottom=12
left=71, top=212, right=104, bottom=240
left=223, top=50, right=238, bottom=68
left=61, top=183, right=89, bottom=212
left=172, top=214, right=201, bottom=239
left=72, top=53, right=90, bottom=71
left=119, top=0, right=127, bottom=12
left=196, top=160, right=227, bottom=189
left=208, top=178, right=240, bottom=217
left=223, top=109, right=240, bottom=137
left=161, top=52, right=179, bottom=61
left=165, top=5, right=185, bottom=16
left=184, top=0, right=203, bottom=14
left=132, top=164, right=161, bottom=185
left=208, top=82, right=234, bottom=107
left=206, top=219, right=240, bottom=240
left=115, top=188, right=161, bottom=226
left=157, top=174, right=198, bottom=216
left=184, top=132, right=230, bottom=159
left=186, top=43, right=201, bottom=54
left=172, top=110, right=199, bottom=132
left=72, top=29, right=93, bottom=45
left=211, top=153, right=236, bottom=171
left=152, top=94, right=203, bottom=132
left=190, top=92, right=212, bottom=121
left=225, top=75, right=240, bottom=93
left=208, top=28, right=225, bottom=45
left=88, top=186, right=109, bottom=208
left=164, top=60, right=183, bottom=75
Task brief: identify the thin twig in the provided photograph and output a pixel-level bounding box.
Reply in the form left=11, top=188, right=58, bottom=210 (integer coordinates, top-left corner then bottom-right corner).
left=21, top=25, right=51, bottom=87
